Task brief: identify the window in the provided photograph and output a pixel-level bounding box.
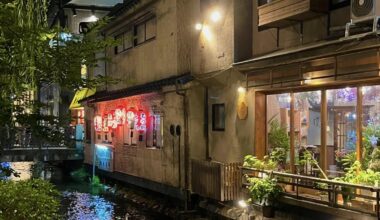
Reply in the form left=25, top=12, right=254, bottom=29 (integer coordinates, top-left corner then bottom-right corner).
left=266, top=94, right=291, bottom=168
left=147, top=114, right=162, bottom=148
left=114, top=29, right=134, bottom=54
left=212, top=104, right=225, bottom=131
left=114, top=16, right=156, bottom=54
left=327, top=88, right=357, bottom=174
left=134, top=17, right=156, bottom=46
left=294, top=91, right=322, bottom=175
left=264, top=88, right=365, bottom=176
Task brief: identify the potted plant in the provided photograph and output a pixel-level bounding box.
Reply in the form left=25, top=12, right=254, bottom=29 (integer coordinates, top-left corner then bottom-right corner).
left=246, top=175, right=283, bottom=218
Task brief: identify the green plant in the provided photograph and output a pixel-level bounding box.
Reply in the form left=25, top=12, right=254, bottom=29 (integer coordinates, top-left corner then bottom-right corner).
left=0, top=179, right=60, bottom=220
left=369, top=148, right=380, bottom=172
left=243, top=155, right=277, bottom=170
left=341, top=151, right=357, bottom=171
left=299, top=148, right=328, bottom=179
left=70, top=167, right=89, bottom=182
left=268, top=118, right=290, bottom=165
left=246, top=175, right=283, bottom=206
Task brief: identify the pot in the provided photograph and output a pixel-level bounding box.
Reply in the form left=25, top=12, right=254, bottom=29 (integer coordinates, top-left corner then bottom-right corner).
left=262, top=205, right=275, bottom=218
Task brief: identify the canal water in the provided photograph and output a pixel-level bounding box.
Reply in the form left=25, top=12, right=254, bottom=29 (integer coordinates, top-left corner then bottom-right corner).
left=7, top=162, right=156, bottom=220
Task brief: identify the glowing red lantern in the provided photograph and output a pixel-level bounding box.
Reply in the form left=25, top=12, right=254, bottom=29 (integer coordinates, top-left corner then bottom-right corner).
left=114, top=107, right=126, bottom=125
left=94, top=115, right=103, bottom=132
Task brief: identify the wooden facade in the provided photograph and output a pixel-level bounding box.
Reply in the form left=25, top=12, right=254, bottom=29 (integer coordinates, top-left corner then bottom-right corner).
left=258, top=0, right=329, bottom=28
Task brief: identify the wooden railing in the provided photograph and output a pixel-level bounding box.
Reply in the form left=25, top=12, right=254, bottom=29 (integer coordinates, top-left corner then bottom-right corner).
left=191, top=159, right=242, bottom=201
left=242, top=167, right=380, bottom=218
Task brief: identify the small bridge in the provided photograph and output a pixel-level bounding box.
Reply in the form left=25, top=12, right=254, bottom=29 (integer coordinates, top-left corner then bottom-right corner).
left=1, top=147, right=83, bottom=162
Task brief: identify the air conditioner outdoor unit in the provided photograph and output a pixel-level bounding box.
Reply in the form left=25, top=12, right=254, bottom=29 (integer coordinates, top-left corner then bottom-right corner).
left=346, top=0, right=380, bottom=36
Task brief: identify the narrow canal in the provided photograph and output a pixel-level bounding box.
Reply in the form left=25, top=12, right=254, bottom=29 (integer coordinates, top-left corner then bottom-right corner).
left=7, top=162, right=164, bottom=220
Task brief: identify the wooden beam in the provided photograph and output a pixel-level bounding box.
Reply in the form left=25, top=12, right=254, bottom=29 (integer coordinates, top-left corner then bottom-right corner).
left=356, top=88, right=363, bottom=162
left=255, top=92, right=266, bottom=159
left=320, top=90, right=327, bottom=172
left=290, top=93, right=295, bottom=173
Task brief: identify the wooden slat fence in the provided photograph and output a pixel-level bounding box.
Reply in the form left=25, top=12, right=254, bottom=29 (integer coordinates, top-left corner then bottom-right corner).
left=191, top=159, right=242, bottom=201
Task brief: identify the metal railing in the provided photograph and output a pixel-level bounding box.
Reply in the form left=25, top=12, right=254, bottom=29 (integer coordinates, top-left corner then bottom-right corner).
left=191, top=160, right=242, bottom=201
left=242, top=167, right=380, bottom=218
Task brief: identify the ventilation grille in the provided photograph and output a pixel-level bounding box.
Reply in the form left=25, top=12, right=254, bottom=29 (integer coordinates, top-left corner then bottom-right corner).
left=352, top=0, right=374, bottom=17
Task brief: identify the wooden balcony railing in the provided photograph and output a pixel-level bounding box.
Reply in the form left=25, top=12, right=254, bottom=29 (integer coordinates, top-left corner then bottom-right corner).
left=191, top=159, right=242, bottom=201
left=242, top=167, right=380, bottom=218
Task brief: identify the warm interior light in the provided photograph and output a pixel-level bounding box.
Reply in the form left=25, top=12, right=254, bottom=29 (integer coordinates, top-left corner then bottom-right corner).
left=210, top=10, right=222, bottom=22
left=238, top=86, right=246, bottom=93
left=88, top=15, right=98, bottom=22
left=195, top=23, right=203, bottom=31
left=238, top=200, right=248, bottom=208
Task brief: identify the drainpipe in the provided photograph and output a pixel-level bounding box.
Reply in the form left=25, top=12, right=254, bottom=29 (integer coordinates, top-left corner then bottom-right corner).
left=204, top=87, right=210, bottom=160
left=175, top=80, right=189, bottom=209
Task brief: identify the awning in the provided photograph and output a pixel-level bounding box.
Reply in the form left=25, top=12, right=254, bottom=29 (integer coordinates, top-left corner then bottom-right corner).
left=81, top=73, right=193, bottom=104
left=69, top=88, right=96, bottom=109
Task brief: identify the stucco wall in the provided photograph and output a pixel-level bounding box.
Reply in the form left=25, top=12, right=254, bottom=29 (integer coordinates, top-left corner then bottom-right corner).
left=83, top=90, right=185, bottom=187
left=104, top=0, right=181, bottom=91
left=207, top=69, right=255, bottom=163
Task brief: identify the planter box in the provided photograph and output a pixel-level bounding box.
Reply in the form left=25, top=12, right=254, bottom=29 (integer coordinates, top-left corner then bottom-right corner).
left=258, top=0, right=329, bottom=29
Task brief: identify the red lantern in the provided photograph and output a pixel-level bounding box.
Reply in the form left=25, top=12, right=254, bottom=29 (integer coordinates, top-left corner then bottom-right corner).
left=94, top=115, right=102, bottom=132
left=114, top=107, right=126, bottom=125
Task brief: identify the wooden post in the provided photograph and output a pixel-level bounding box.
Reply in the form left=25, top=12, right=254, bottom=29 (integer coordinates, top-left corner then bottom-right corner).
left=356, top=87, right=363, bottom=162
left=290, top=93, right=296, bottom=174
left=255, top=92, right=266, bottom=159
left=321, top=90, right=327, bottom=172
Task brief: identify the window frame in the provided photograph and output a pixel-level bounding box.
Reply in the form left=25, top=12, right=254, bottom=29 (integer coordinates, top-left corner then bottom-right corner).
left=133, top=16, right=157, bottom=47
left=212, top=103, right=226, bottom=131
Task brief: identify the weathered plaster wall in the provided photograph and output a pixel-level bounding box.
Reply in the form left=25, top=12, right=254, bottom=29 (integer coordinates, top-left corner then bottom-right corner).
left=104, top=0, right=180, bottom=91
left=84, top=90, right=185, bottom=187
left=191, top=0, right=234, bottom=75
left=208, top=69, right=255, bottom=163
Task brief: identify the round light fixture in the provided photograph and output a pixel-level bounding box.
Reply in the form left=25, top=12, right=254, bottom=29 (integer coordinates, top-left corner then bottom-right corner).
left=210, top=10, right=222, bottom=22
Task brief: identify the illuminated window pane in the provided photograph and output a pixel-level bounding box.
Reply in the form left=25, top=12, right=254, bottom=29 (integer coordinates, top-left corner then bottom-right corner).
left=327, top=88, right=357, bottom=174
left=266, top=93, right=290, bottom=168
left=294, top=91, right=321, bottom=175
left=362, top=86, right=380, bottom=171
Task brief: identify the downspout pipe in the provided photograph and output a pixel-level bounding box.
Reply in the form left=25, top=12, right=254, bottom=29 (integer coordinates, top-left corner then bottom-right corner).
left=175, top=80, right=189, bottom=209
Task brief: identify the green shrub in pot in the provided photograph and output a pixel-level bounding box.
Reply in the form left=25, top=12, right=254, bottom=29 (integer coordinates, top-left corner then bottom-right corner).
left=246, top=175, right=283, bottom=218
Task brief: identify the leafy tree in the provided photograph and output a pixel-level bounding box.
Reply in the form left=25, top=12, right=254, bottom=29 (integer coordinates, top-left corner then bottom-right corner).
left=0, top=179, right=61, bottom=220
left=0, top=0, right=116, bottom=149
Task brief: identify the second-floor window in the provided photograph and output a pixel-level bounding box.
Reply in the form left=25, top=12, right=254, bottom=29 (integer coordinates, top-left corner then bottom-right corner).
left=135, top=17, right=156, bottom=46
left=115, top=30, right=133, bottom=54
left=114, top=16, right=157, bottom=55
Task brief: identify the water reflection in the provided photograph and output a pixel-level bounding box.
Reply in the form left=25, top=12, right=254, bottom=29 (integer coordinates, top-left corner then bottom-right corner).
left=62, top=191, right=115, bottom=220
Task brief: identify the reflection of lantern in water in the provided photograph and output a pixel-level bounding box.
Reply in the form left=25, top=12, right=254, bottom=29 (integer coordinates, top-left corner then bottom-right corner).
left=94, top=115, right=102, bottom=132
